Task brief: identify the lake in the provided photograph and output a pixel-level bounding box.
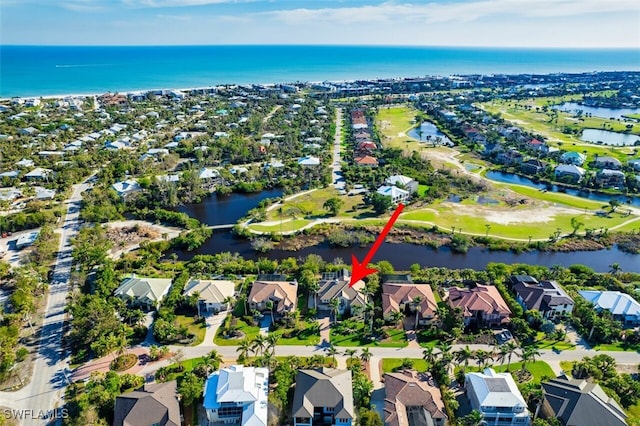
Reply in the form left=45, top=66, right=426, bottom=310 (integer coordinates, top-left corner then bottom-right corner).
left=407, top=122, right=453, bottom=146
left=553, top=102, right=640, bottom=119
left=174, top=187, right=640, bottom=273
left=485, top=171, right=640, bottom=207
left=580, top=129, right=640, bottom=146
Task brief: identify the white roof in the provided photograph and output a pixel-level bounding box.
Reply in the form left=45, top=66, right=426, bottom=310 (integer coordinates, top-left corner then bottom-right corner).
left=24, top=167, right=52, bottom=178
left=157, top=174, right=180, bottom=183
left=183, top=279, right=235, bottom=305
left=579, top=291, right=640, bottom=317
left=376, top=185, right=409, bottom=198
left=16, top=159, right=34, bottom=167
left=199, top=167, right=219, bottom=179
left=298, top=156, right=320, bottom=166
left=112, top=179, right=140, bottom=195
left=204, top=365, right=269, bottom=426
left=466, top=368, right=528, bottom=410
left=0, top=187, right=22, bottom=201
left=114, top=276, right=172, bottom=304
left=386, top=175, right=414, bottom=186
left=555, top=164, right=585, bottom=176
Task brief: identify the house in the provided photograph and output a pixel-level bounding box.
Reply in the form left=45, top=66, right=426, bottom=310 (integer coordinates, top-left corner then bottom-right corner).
left=385, top=175, right=418, bottom=193
left=595, top=169, right=625, bottom=188
left=0, top=187, right=21, bottom=201
left=382, top=282, right=438, bottom=328
left=182, top=279, right=235, bottom=314
left=465, top=368, right=530, bottom=426
left=157, top=174, right=180, bottom=183
left=298, top=156, right=321, bottom=167
left=113, top=380, right=180, bottom=426
left=114, top=275, right=173, bottom=310
left=315, top=270, right=366, bottom=316
left=24, top=167, right=52, bottom=181
left=578, top=290, right=640, bottom=327
left=203, top=365, right=269, bottom=426
left=447, top=284, right=511, bottom=327
left=383, top=370, right=448, bottom=426
left=520, top=158, right=546, bottom=175
left=15, top=159, right=34, bottom=168
left=540, top=378, right=627, bottom=426
left=20, top=127, right=38, bottom=136
left=512, top=279, right=574, bottom=320
left=628, top=158, right=640, bottom=172
left=264, top=159, right=285, bottom=170
left=112, top=179, right=141, bottom=198
left=527, top=138, right=548, bottom=153
left=199, top=167, right=219, bottom=180
left=104, top=141, right=128, bottom=151
left=560, top=151, right=586, bottom=166
left=16, top=231, right=39, bottom=249
left=554, top=164, right=585, bottom=183
left=292, top=368, right=355, bottom=426
left=594, top=156, right=622, bottom=170
left=495, top=148, right=523, bottom=166
left=34, top=187, right=56, bottom=200
left=376, top=185, right=410, bottom=206
left=248, top=279, right=298, bottom=316
left=354, top=155, right=378, bottom=167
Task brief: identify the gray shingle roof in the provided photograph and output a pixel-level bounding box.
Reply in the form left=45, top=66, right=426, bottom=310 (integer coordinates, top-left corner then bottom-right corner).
left=113, top=380, right=180, bottom=426
left=542, top=378, right=627, bottom=426
left=292, top=368, right=355, bottom=420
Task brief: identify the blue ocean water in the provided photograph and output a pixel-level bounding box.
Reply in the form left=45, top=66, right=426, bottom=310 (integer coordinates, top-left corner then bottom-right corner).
left=1, top=45, right=639, bottom=98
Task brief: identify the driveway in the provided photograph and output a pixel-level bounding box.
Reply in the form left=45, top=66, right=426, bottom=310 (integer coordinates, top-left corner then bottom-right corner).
left=202, top=312, right=227, bottom=345
left=318, top=313, right=331, bottom=347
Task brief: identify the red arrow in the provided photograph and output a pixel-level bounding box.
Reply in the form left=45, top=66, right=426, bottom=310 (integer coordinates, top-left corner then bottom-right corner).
left=349, top=203, right=405, bottom=287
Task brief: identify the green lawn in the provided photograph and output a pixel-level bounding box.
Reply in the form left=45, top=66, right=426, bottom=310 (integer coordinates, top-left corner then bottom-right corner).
left=559, top=361, right=575, bottom=375
left=589, top=342, right=640, bottom=352
left=400, top=206, right=635, bottom=240
left=273, top=321, right=321, bottom=346
left=490, top=182, right=605, bottom=210
left=213, top=318, right=260, bottom=346
left=626, top=401, right=640, bottom=426
left=330, top=320, right=407, bottom=348
left=381, top=358, right=430, bottom=373
left=264, top=188, right=367, bottom=221
left=416, top=329, right=440, bottom=348
left=248, top=219, right=311, bottom=233
left=467, top=361, right=555, bottom=384
left=530, top=332, right=576, bottom=351
left=175, top=314, right=206, bottom=346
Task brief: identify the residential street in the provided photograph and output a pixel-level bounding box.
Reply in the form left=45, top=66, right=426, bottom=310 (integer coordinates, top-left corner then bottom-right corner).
left=0, top=179, right=91, bottom=425
left=332, top=107, right=345, bottom=191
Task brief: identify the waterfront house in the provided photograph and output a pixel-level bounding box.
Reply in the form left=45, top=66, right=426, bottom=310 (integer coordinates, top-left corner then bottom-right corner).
left=376, top=185, right=410, bottom=206
left=512, top=278, right=574, bottom=320
left=198, top=167, right=219, bottom=180
left=540, top=378, right=627, bottom=426
left=595, top=169, right=625, bottom=188
left=248, top=278, right=298, bottom=316
left=114, top=275, right=172, bottom=310
left=292, top=368, right=354, bottom=426
left=382, top=282, right=438, bottom=328
left=465, top=368, right=530, bottom=426
left=594, top=156, right=622, bottom=170
left=578, top=290, right=640, bottom=327
left=113, top=380, right=180, bottom=426
left=385, top=175, right=418, bottom=193
left=560, top=151, right=586, bottom=166
left=315, top=270, right=366, bottom=316
left=554, top=164, right=585, bottom=183
left=384, top=370, right=447, bottom=426
left=203, top=365, right=269, bottom=426
left=182, top=279, right=235, bottom=315
left=447, top=283, right=511, bottom=327
left=520, top=158, right=546, bottom=175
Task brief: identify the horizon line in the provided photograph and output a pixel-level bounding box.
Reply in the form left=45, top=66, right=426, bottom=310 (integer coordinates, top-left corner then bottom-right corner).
left=2, top=43, right=639, bottom=50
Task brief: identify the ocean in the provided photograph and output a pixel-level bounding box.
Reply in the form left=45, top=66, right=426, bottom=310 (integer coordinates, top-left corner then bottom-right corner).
left=1, top=45, right=639, bottom=98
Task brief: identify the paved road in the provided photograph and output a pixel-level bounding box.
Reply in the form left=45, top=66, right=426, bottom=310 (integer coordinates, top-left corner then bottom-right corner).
left=0, top=180, right=90, bottom=425
left=332, top=108, right=345, bottom=191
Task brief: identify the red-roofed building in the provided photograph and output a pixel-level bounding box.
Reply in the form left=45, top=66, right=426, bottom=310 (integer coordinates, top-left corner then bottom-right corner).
left=447, top=284, right=511, bottom=327
left=382, top=283, right=438, bottom=329
left=354, top=155, right=379, bottom=167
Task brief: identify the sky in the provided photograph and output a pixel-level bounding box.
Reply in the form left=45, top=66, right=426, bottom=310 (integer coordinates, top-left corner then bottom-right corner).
left=1, top=0, right=639, bottom=48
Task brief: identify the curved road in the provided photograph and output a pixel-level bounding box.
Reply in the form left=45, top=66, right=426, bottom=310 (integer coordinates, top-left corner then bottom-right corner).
left=0, top=180, right=90, bottom=425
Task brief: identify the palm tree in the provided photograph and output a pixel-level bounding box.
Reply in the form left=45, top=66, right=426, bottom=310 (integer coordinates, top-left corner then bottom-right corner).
left=252, top=334, right=267, bottom=357
left=265, top=300, right=275, bottom=320
left=504, top=341, right=519, bottom=371
left=344, top=349, right=357, bottom=359
left=204, top=350, right=223, bottom=374
left=360, top=347, right=372, bottom=364
left=496, top=344, right=510, bottom=368
left=363, top=302, right=376, bottom=332
left=461, top=409, right=484, bottom=426
left=326, top=344, right=338, bottom=366
left=223, top=295, right=235, bottom=313
left=454, top=345, right=473, bottom=372
left=412, top=296, right=424, bottom=330
left=389, top=309, right=405, bottom=328
left=436, top=341, right=452, bottom=361
left=520, top=347, right=541, bottom=372
left=422, top=347, right=437, bottom=367
left=609, top=262, right=622, bottom=276
left=308, top=280, right=320, bottom=309
left=266, top=333, right=280, bottom=355
left=474, top=349, right=491, bottom=369
left=329, top=298, right=340, bottom=324
left=236, top=338, right=252, bottom=361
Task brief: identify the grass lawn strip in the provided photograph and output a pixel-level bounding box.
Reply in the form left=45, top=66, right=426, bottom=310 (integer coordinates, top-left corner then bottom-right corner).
left=175, top=314, right=206, bottom=346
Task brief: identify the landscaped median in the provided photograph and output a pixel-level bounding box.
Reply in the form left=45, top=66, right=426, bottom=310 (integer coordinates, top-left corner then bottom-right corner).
left=330, top=319, right=408, bottom=348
